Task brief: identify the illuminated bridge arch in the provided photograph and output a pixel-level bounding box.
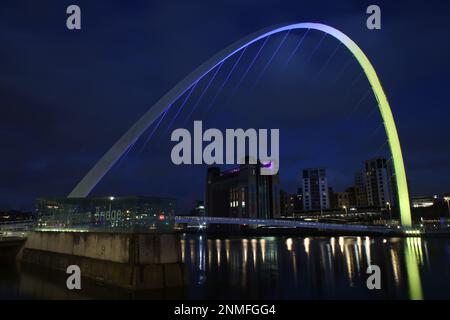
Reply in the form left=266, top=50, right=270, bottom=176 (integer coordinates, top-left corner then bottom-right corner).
left=68, top=23, right=412, bottom=227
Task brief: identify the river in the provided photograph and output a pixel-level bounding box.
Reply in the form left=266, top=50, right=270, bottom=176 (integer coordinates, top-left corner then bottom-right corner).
left=1, top=235, right=450, bottom=299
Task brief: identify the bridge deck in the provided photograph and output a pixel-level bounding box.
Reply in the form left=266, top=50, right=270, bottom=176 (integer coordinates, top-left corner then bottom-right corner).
left=0, top=217, right=394, bottom=235
left=175, top=216, right=394, bottom=234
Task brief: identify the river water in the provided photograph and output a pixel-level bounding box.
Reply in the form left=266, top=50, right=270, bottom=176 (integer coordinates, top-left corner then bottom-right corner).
left=1, top=235, right=450, bottom=299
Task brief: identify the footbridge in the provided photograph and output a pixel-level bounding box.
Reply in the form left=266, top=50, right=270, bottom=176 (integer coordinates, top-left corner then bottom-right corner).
left=175, top=216, right=395, bottom=235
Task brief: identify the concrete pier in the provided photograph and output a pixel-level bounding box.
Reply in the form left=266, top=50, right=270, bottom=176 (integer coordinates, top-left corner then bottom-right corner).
left=19, top=231, right=189, bottom=290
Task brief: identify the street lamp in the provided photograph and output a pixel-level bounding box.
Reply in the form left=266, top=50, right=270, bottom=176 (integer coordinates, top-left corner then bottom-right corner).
left=343, top=205, right=348, bottom=214
left=108, top=196, right=115, bottom=220
left=386, top=202, right=392, bottom=222
left=444, top=197, right=450, bottom=216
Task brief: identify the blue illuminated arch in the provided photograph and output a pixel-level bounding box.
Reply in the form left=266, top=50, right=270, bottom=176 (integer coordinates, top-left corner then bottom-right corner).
left=68, top=23, right=412, bottom=227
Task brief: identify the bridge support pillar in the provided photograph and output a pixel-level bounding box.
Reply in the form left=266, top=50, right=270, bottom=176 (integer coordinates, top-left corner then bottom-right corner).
left=19, top=231, right=189, bottom=290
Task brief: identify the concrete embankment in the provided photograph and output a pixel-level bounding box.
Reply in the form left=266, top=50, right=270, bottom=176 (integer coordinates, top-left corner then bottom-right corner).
left=19, top=231, right=189, bottom=290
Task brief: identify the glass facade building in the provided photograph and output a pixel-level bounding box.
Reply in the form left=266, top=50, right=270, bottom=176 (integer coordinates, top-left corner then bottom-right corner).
left=36, top=196, right=177, bottom=232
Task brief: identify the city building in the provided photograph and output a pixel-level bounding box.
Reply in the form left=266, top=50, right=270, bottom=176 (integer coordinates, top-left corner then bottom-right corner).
left=411, top=195, right=436, bottom=208
left=410, top=194, right=450, bottom=219
left=365, top=157, right=395, bottom=209
left=302, top=168, right=330, bottom=211
left=206, top=161, right=280, bottom=219
left=335, top=191, right=350, bottom=209
left=354, top=172, right=369, bottom=208
left=329, top=187, right=357, bottom=211
left=346, top=187, right=357, bottom=208
left=280, top=189, right=289, bottom=217
left=0, top=210, right=34, bottom=222
left=328, top=186, right=337, bottom=209
left=191, top=200, right=206, bottom=216
left=36, top=196, right=177, bottom=231
left=280, top=188, right=303, bottom=217
left=293, top=187, right=304, bottom=213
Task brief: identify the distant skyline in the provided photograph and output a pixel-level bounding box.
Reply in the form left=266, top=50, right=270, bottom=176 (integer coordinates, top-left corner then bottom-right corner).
left=1, top=0, right=450, bottom=212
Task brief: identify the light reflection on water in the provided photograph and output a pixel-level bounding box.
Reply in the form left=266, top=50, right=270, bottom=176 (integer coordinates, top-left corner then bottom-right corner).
left=1, top=235, right=450, bottom=299
left=405, top=238, right=423, bottom=300
left=182, top=235, right=450, bottom=299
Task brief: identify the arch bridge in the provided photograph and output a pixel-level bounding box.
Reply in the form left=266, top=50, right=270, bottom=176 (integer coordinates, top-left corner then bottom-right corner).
left=68, top=23, right=412, bottom=227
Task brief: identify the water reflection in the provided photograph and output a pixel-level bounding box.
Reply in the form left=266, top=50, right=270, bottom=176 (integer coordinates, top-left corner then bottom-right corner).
left=286, top=238, right=293, bottom=251
left=390, top=247, right=401, bottom=286
left=404, top=238, right=424, bottom=300
left=330, top=237, right=336, bottom=257
left=260, top=238, right=266, bottom=262
left=304, top=237, right=310, bottom=255
left=197, top=235, right=206, bottom=284
left=216, top=239, right=221, bottom=267
left=182, top=235, right=450, bottom=299
left=251, top=239, right=257, bottom=268
left=364, top=237, right=371, bottom=266
left=1, top=235, right=449, bottom=299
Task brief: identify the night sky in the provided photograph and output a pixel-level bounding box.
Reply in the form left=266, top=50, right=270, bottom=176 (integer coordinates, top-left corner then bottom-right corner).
left=1, top=0, right=449, bottom=212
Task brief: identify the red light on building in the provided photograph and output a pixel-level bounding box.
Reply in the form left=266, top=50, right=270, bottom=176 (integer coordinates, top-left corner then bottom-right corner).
left=159, top=213, right=165, bottom=221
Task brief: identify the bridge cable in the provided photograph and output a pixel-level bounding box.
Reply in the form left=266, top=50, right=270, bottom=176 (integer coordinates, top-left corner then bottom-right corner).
left=351, top=71, right=364, bottom=87
left=250, top=30, right=291, bottom=92
left=205, top=37, right=274, bottom=123
left=345, top=87, right=372, bottom=121
left=373, top=139, right=390, bottom=158
left=367, top=122, right=385, bottom=139
left=314, top=42, right=342, bottom=81
left=226, top=36, right=271, bottom=105
left=333, top=57, right=353, bottom=84
left=137, top=108, right=169, bottom=155
left=284, top=28, right=310, bottom=67
left=161, top=81, right=199, bottom=139
left=305, top=32, right=327, bottom=65
left=205, top=47, right=248, bottom=115
left=113, top=139, right=138, bottom=170
left=363, top=103, right=380, bottom=123
left=183, top=62, right=224, bottom=126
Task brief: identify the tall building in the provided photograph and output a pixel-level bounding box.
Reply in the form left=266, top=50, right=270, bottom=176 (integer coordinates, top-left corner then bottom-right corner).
left=365, top=157, right=395, bottom=208
left=302, top=168, right=330, bottom=211
left=354, top=172, right=368, bottom=208
left=206, top=161, right=280, bottom=219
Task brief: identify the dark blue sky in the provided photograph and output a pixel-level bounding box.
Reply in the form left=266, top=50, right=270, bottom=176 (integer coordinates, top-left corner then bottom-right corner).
left=1, top=0, right=449, bottom=212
